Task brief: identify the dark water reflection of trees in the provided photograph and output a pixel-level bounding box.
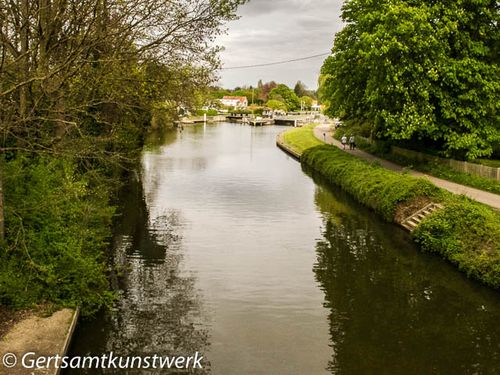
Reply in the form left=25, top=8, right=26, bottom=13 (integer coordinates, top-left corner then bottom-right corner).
left=66, top=179, right=210, bottom=374
left=308, top=169, right=500, bottom=374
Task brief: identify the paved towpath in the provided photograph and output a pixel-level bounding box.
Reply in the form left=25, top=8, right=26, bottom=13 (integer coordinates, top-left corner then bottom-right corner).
left=314, top=124, right=500, bottom=210
left=0, top=308, right=78, bottom=374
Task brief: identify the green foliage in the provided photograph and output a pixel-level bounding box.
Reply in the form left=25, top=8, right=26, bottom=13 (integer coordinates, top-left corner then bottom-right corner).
left=269, top=84, right=301, bottom=111
left=301, top=145, right=443, bottom=221
left=266, top=99, right=288, bottom=112
left=251, top=107, right=264, bottom=116
left=413, top=197, right=500, bottom=288
left=0, top=0, right=247, bottom=317
left=294, top=81, right=317, bottom=100
left=294, top=81, right=307, bottom=98
left=300, top=96, right=314, bottom=110
left=321, top=0, right=500, bottom=159
left=195, top=109, right=219, bottom=116
left=0, top=156, right=115, bottom=315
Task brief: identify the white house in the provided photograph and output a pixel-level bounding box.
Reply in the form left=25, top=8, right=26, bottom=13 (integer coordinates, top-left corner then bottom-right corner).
left=311, top=101, right=322, bottom=112
left=220, top=96, right=248, bottom=108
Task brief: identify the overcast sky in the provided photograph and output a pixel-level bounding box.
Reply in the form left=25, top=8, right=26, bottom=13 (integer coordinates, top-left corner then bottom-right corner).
left=216, top=0, right=344, bottom=90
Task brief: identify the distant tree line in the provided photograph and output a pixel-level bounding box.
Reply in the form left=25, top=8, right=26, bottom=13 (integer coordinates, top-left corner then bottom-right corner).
left=210, top=80, right=318, bottom=112
left=0, top=0, right=245, bottom=314
left=320, top=0, right=499, bottom=160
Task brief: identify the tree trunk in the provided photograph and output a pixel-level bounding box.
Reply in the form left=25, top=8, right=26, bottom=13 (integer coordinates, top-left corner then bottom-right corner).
left=19, top=0, right=29, bottom=117
left=0, top=158, right=4, bottom=242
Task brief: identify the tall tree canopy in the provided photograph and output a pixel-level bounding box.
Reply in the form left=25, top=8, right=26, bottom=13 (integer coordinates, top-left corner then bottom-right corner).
left=320, top=0, right=499, bottom=159
left=0, top=0, right=245, bottom=235
left=0, top=0, right=245, bottom=159
left=269, top=84, right=300, bottom=111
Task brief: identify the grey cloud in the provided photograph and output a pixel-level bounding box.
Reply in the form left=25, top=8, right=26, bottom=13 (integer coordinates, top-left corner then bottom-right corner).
left=237, top=0, right=291, bottom=16
left=217, top=0, right=344, bottom=89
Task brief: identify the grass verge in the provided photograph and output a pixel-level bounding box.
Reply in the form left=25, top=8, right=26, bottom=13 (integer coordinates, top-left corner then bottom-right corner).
left=281, top=124, right=323, bottom=156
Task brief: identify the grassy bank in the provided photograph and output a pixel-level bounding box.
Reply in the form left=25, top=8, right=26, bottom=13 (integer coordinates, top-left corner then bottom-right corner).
left=279, top=125, right=500, bottom=289
left=281, top=124, right=323, bottom=156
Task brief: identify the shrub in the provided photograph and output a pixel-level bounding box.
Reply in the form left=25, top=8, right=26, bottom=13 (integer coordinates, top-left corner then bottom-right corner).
left=301, top=145, right=443, bottom=221
left=413, top=197, right=500, bottom=288
left=0, top=155, right=115, bottom=315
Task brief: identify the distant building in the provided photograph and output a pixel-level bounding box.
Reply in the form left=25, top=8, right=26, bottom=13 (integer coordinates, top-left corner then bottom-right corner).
left=311, top=101, right=322, bottom=112
left=220, top=96, right=248, bottom=108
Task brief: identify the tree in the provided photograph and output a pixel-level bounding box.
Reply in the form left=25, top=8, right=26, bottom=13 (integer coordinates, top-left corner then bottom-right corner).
left=233, top=88, right=254, bottom=104
left=258, top=80, right=278, bottom=102
left=0, top=0, right=245, bottom=238
left=266, top=99, right=288, bottom=112
left=269, top=84, right=301, bottom=111
left=300, top=96, right=314, bottom=110
left=321, top=0, right=500, bottom=159
left=294, top=81, right=307, bottom=98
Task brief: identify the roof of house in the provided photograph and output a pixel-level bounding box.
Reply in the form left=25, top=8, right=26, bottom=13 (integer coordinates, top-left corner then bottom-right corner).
left=221, top=96, right=248, bottom=102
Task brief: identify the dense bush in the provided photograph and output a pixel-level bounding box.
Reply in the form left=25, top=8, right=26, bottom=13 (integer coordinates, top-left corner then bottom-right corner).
left=0, top=156, right=115, bottom=315
left=413, top=198, right=500, bottom=288
left=301, top=145, right=443, bottom=221
left=252, top=107, right=264, bottom=116
left=195, top=109, right=219, bottom=116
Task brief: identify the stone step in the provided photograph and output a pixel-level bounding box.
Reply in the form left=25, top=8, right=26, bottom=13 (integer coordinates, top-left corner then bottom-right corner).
left=402, top=222, right=415, bottom=231
left=401, top=202, right=444, bottom=232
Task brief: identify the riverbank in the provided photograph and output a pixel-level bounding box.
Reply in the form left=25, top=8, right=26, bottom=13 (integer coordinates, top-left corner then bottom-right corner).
left=277, top=125, right=500, bottom=289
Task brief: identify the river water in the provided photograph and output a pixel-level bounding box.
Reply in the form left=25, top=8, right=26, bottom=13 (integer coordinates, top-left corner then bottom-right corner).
left=67, top=123, right=500, bottom=374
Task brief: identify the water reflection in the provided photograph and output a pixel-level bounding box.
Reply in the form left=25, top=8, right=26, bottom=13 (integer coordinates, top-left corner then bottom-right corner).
left=309, top=170, right=500, bottom=374
left=66, top=179, right=210, bottom=374
left=67, top=124, right=500, bottom=375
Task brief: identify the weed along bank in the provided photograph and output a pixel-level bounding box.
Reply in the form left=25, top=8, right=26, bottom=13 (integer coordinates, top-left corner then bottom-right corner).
left=277, top=125, right=500, bottom=290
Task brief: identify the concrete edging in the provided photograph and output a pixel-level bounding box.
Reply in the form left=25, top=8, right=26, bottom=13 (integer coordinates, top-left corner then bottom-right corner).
left=276, top=133, right=302, bottom=160
left=54, top=307, right=79, bottom=375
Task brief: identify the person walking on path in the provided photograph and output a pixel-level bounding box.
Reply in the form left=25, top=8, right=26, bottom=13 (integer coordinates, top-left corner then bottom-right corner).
left=349, top=135, right=356, bottom=150
left=312, top=123, right=500, bottom=210
left=341, top=135, right=347, bottom=150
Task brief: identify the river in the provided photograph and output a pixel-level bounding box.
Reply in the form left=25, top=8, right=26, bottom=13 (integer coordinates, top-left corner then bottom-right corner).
left=66, top=123, right=500, bottom=374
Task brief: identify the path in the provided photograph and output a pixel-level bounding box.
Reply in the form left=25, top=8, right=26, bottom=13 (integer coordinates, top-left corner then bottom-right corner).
left=314, top=124, right=500, bottom=210
left=0, top=308, right=78, bottom=375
